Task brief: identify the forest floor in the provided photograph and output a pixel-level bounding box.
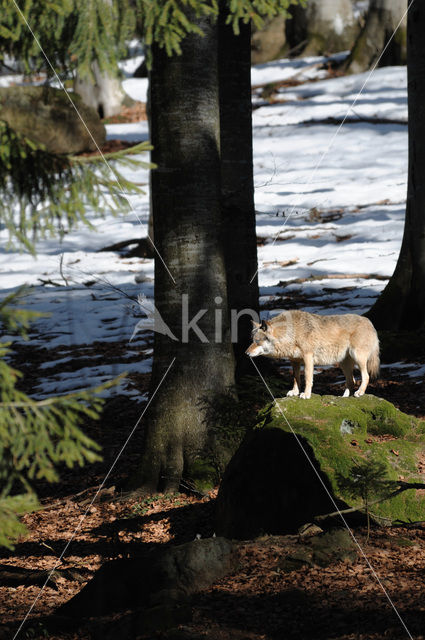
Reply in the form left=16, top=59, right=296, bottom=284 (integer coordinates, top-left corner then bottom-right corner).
left=1, top=367, right=424, bottom=640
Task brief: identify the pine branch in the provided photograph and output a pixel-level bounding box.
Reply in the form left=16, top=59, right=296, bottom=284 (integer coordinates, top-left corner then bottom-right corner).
left=0, top=286, right=47, bottom=338
left=0, top=121, right=151, bottom=254
left=0, top=0, right=134, bottom=78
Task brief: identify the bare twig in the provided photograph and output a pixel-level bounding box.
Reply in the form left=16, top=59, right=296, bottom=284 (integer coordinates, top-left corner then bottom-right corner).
left=59, top=253, right=69, bottom=286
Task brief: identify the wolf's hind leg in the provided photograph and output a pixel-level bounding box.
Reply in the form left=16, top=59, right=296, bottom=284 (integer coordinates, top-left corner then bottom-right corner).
left=353, top=352, right=369, bottom=397
left=340, top=356, right=355, bottom=397
left=300, top=353, right=314, bottom=399
left=287, top=361, right=301, bottom=397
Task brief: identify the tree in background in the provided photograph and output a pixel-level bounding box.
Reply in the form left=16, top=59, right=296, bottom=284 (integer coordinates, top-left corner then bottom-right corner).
left=286, top=0, right=358, bottom=57
left=218, top=2, right=260, bottom=374
left=368, top=1, right=425, bottom=330
left=251, top=13, right=288, bottom=64
left=345, top=0, right=407, bottom=73
left=72, top=0, right=135, bottom=117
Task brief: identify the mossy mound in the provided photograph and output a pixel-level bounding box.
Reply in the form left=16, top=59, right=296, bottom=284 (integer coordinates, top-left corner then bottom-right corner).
left=215, top=395, right=425, bottom=539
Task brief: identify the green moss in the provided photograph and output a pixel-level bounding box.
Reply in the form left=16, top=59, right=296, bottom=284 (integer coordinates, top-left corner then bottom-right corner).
left=364, top=399, right=414, bottom=437
left=186, top=458, right=217, bottom=493
left=418, top=420, right=425, bottom=435
left=259, top=394, right=425, bottom=523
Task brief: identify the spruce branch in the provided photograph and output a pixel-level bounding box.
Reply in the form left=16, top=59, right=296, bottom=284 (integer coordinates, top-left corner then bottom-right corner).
left=0, top=120, right=152, bottom=253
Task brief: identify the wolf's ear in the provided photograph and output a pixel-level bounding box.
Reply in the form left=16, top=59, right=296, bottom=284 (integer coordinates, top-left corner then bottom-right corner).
left=261, top=319, right=268, bottom=331
left=251, top=320, right=260, bottom=329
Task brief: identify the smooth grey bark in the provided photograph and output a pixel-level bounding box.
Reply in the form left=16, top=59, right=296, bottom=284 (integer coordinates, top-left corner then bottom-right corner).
left=367, top=2, right=425, bottom=330
left=74, top=62, right=131, bottom=118
left=131, top=15, right=235, bottom=492
left=346, top=0, right=407, bottom=73
left=286, top=0, right=358, bottom=57
left=218, top=6, right=260, bottom=375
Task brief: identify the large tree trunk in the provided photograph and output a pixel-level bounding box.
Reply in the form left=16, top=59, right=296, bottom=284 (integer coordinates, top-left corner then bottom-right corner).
left=218, top=5, right=260, bottom=376
left=130, top=14, right=235, bottom=492
left=286, top=0, right=358, bottom=57
left=74, top=61, right=131, bottom=119
left=367, top=2, right=425, bottom=330
left=346, top=0, right=407, bottom=73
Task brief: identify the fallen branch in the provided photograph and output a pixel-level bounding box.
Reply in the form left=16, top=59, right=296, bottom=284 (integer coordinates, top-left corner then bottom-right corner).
left=0, top=564, right=89, bottom=588
left=278, top=273, right=389, bottom=288
left=251, top=61, right=326, bottom=91
left=299, top=116, right=407, bottom=127
left=262, top=258, right=299, bottom=268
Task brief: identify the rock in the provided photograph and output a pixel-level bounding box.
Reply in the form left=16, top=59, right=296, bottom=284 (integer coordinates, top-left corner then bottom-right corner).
left=0, top=86, right=106, bottom=155
left=59, top=537, right=235, bottom=618
left=298, top=523, right=323, bottom=539
left=214, top=425, right=339, bottom=539
left=279, top=548, right=315, bottom=572
left=309, top=528, right=357, bottom=566
left=279, top=528, right=357, bottom=572
left=215, top=395, right=425, bottom=539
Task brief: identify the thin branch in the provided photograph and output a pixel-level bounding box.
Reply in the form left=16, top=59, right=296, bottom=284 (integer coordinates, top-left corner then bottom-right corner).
left=315, top=482, right=425, bottom=523
left=278, top=273, right=389, bottom=287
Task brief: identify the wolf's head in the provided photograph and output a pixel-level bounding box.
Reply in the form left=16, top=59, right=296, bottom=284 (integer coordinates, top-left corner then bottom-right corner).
left=245, top=319, right=276, bottom=357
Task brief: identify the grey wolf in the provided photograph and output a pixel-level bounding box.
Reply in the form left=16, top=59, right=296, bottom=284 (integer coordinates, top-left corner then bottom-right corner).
left=246, top=310, right=379, bottom=399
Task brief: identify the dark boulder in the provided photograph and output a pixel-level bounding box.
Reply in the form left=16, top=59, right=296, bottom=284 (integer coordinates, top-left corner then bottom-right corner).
left=59, top=537, right=235, bottom=618
left=215, top=395, right=425, bottom=539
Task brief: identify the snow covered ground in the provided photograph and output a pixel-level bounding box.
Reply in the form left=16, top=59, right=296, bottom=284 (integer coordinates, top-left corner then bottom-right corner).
left=0, top=56, right=414, bottom=398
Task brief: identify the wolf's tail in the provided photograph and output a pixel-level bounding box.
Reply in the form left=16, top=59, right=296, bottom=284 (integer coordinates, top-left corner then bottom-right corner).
left=367, top=341, right=380, bottom=379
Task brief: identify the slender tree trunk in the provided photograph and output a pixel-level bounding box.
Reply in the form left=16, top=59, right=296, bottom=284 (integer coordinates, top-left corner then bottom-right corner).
left=286, top=0, right=358, bottom=57
left=345, top=0, right=407, bottom=74
left=218, top=5, right=260, bottom=375
left=367, top=2, right=425, bottom=330
left=130, top=14, right=235, bottom=492
left=74, top=62, right=132, bottom=118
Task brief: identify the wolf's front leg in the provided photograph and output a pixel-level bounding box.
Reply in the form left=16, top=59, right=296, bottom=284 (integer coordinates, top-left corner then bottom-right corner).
left=300, top=353, right=314, bottom=399
left=287, top=361, right=301, bottom=397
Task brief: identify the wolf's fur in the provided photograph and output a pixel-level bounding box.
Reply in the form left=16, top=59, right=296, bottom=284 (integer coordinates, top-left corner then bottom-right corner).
left=246, top=310, right=380, bottom=399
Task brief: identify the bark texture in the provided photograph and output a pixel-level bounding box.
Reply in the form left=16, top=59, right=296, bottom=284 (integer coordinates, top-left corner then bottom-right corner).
left=131, top=15, right=235, bottom=492
left=286, top=0, right=358, bottom=57
left=367, top=2, right=425, bottom=330
left=219, top=8, right=260, bottom=374
left=346, top=0, right=407, bottom=73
